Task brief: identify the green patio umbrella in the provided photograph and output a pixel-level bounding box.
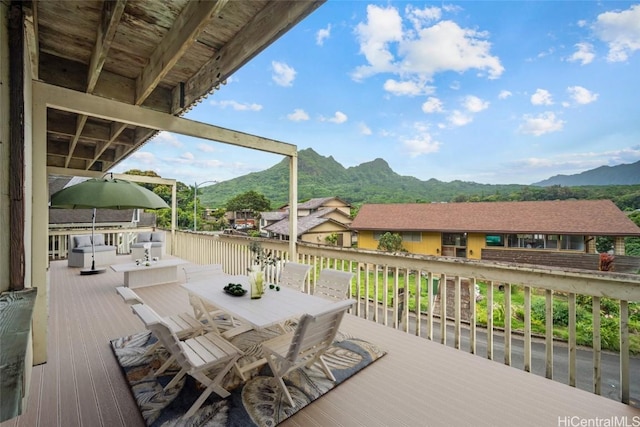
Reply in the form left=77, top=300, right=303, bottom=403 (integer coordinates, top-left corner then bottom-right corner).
left=50, top=176, right=169, bottom=275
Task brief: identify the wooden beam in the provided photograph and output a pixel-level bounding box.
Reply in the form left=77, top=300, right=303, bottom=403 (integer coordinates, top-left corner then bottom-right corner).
left=87, top=0, right=126, bottom=93
left=35, top=81, right=297, bottom=157
left=22, top=0, right=37, bottom=80
left=65, top=115, right=88, bottom=168
left=9, top=1, right=25, bottom=292
left=135, top=0, right=228, bottom=105
left=182, top=0, right=325, bottom=108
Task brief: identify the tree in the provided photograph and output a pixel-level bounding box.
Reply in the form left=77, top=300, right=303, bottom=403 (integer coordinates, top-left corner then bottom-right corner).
left=226, top=191, right=271, bottom=214
left=377, top=232, right=404, bottom=252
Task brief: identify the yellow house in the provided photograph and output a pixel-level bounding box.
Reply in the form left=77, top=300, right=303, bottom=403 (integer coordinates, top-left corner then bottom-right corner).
left=351, top=200, right=640, bottom=267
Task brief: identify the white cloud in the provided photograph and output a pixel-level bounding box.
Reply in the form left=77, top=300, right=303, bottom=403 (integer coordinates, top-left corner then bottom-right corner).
left=422, top=97, right=444, bottom=113
left=287, top=109, right=309, bottom=121
left=180, top=151, right=196, bottom=161
left=383, top=78, right=434, bottom=96
left=568, top=42, right=595, bottom=65
left=498, top=90, right=512, bottom=99
left=463, top=95, right=489, bottom=113
left=352, top=5, right=503, bottom=81
left=399, top=20, right=504, bottom=79
left=210, top=100, right=262, bottom=111
left=567, top=86, right=598, bottom=105
left=593, top=4, right=640, bottom=62
left=447, top=110, right=473, bottom=127
left=518, top=112, right=565, bottom=136
left=531, top=89, right=554, bottom=106
left=359, top=122, right=372, bottom=135
left=129, top=151, right=157, bottom=164
left=352, top=5, right=403, bottom=80
left=154, top=131, right=183, bottom=147
left=402, top=124, right=441, bottom=157
left=272, top=61, right=297, bottom=86
left=405, top=5, right=442, bottom=30
left=197, top=143, right=216, bottom=153
left=325, top=111, right=348, bottom=124
left=316, top=24, right=331, bottom=46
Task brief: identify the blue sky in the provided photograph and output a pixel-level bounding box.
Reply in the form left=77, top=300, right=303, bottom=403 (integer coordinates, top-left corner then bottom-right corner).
left=114, top=1, right=640, bottom=188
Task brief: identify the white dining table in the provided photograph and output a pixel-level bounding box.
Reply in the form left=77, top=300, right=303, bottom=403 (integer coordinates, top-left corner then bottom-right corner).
left=181, top=274, right=334, bottom=332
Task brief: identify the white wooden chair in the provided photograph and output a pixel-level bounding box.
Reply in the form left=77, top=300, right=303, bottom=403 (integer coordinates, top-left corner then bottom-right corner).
left=130, top=302, right=205, bottom=376
left=182, top=264, right=242, bottom=335
left=278, top=261, right=312, bottom=292
left=313, top=269, right=355, bottom=301
left=140, top=306, right=243, bottom=419
left=261, top=299, right=355, bottom=407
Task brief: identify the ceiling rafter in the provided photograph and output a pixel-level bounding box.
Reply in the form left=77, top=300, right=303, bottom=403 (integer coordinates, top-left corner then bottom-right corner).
left=135, top=0, right=229, bottom=106
left=69, top=0, right=126, bottom=169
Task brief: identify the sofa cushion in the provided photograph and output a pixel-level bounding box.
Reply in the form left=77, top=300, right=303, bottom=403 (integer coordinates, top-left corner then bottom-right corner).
left=92, top=234, right=105, bottom=246
left=151, top=232, right=164, bottom=242
left=73, top=235, right=92, bottom=248
left=72, top=245, right=115, bottom=253
left=137, top=232, right=152, bottom=242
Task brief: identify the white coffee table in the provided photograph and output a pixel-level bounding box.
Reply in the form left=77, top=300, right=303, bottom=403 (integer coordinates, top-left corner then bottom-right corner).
left=111, top=258, right=188, bottom=288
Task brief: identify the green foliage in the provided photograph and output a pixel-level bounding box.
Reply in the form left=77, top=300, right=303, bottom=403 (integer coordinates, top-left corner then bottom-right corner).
left=325, top=233, right=339, bottom=245
left=225, top=190, right=271, bottom=213
left=377, top=232, right=404, bottom=252
left=596, top=237, right=614, bottom=253
left=531, top=299, right=589, bottom=326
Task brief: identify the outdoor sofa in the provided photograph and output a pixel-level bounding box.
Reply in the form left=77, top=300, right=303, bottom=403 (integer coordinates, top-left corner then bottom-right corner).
left=68, top=234, right=117, bottom=268
left=130, top=231, right=165, bottom=260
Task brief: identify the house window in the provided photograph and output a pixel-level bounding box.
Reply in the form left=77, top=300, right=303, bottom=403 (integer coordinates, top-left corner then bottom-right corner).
left=561, top=235, right=584, bottom=251
left=402, top=232, right=421, bottom=242
left=505, top=234, right=584, bottom=250
left=442, top=233, right=466, bottom=246
left=485, top=234, right=504, bottom=246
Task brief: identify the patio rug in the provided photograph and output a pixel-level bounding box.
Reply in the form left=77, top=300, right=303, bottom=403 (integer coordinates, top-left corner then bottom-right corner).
left=110, top=326, right=386, bottom=427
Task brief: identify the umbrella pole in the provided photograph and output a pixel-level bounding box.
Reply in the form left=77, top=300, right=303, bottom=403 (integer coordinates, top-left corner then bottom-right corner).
left=81, top=208, right=106, bottom=275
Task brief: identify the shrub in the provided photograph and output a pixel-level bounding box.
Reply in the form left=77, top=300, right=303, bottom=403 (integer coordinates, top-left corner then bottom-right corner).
left=531, top=299, right=588, bottom=327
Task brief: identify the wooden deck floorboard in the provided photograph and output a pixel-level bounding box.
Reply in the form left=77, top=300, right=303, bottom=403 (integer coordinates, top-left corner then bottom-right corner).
left=2, top=256, right=638, bottom=427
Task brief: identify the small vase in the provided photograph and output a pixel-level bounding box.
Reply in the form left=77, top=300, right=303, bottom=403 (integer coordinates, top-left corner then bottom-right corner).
left=249, top=266, right=264, bottom=299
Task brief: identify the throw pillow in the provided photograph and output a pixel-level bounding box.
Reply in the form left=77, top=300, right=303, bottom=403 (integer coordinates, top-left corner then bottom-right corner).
left=73, top=235, right=92, bottom=248
left=92, top=234, right=105, bottom=246
left=137, top=232, right=152, bottom=242
left=151, top=232, right=164, bottom=242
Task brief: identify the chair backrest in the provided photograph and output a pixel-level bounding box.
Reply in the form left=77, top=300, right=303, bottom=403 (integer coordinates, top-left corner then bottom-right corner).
left=147, top=317, right=191, bottom=367
left=183, top=264, right=225, bottom=283
left=279, top=262, right=312, bottom=291
left=314, top=269, right=355, bottom=301
left=132, top=303, right=190, bottom=367
left=285, top=299, right=354, bottom=363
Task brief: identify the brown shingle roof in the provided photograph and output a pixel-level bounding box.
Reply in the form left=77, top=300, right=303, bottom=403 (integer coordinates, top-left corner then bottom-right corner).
left=350, top=200, right=640, bottom=236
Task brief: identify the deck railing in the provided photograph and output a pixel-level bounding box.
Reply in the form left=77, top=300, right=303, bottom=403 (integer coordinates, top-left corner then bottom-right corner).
left=47, top=228, right=640, bottom=404
left=167, top=230, right=640, bottom=405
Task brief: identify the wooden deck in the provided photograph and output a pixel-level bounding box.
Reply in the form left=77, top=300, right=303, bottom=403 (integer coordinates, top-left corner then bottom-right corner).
left=2, top=256, right=638, bottom=427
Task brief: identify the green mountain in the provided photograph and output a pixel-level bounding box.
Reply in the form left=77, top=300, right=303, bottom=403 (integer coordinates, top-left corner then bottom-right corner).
left=533, top=161, right=640, bottom=186
left=200, top=148, right=523, bottom=208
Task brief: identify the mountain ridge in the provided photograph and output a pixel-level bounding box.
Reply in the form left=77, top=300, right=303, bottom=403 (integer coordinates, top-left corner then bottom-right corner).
left=534, top=161, right=640, bottom=186
left=200, top=148, right=639, bottom=208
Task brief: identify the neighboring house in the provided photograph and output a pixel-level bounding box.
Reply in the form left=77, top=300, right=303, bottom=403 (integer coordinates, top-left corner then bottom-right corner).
left=261, top=197, right=353, bottom=247
left=351, top=200, right=640, bottom=271
left=224, top=209, right=258, bottom=229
